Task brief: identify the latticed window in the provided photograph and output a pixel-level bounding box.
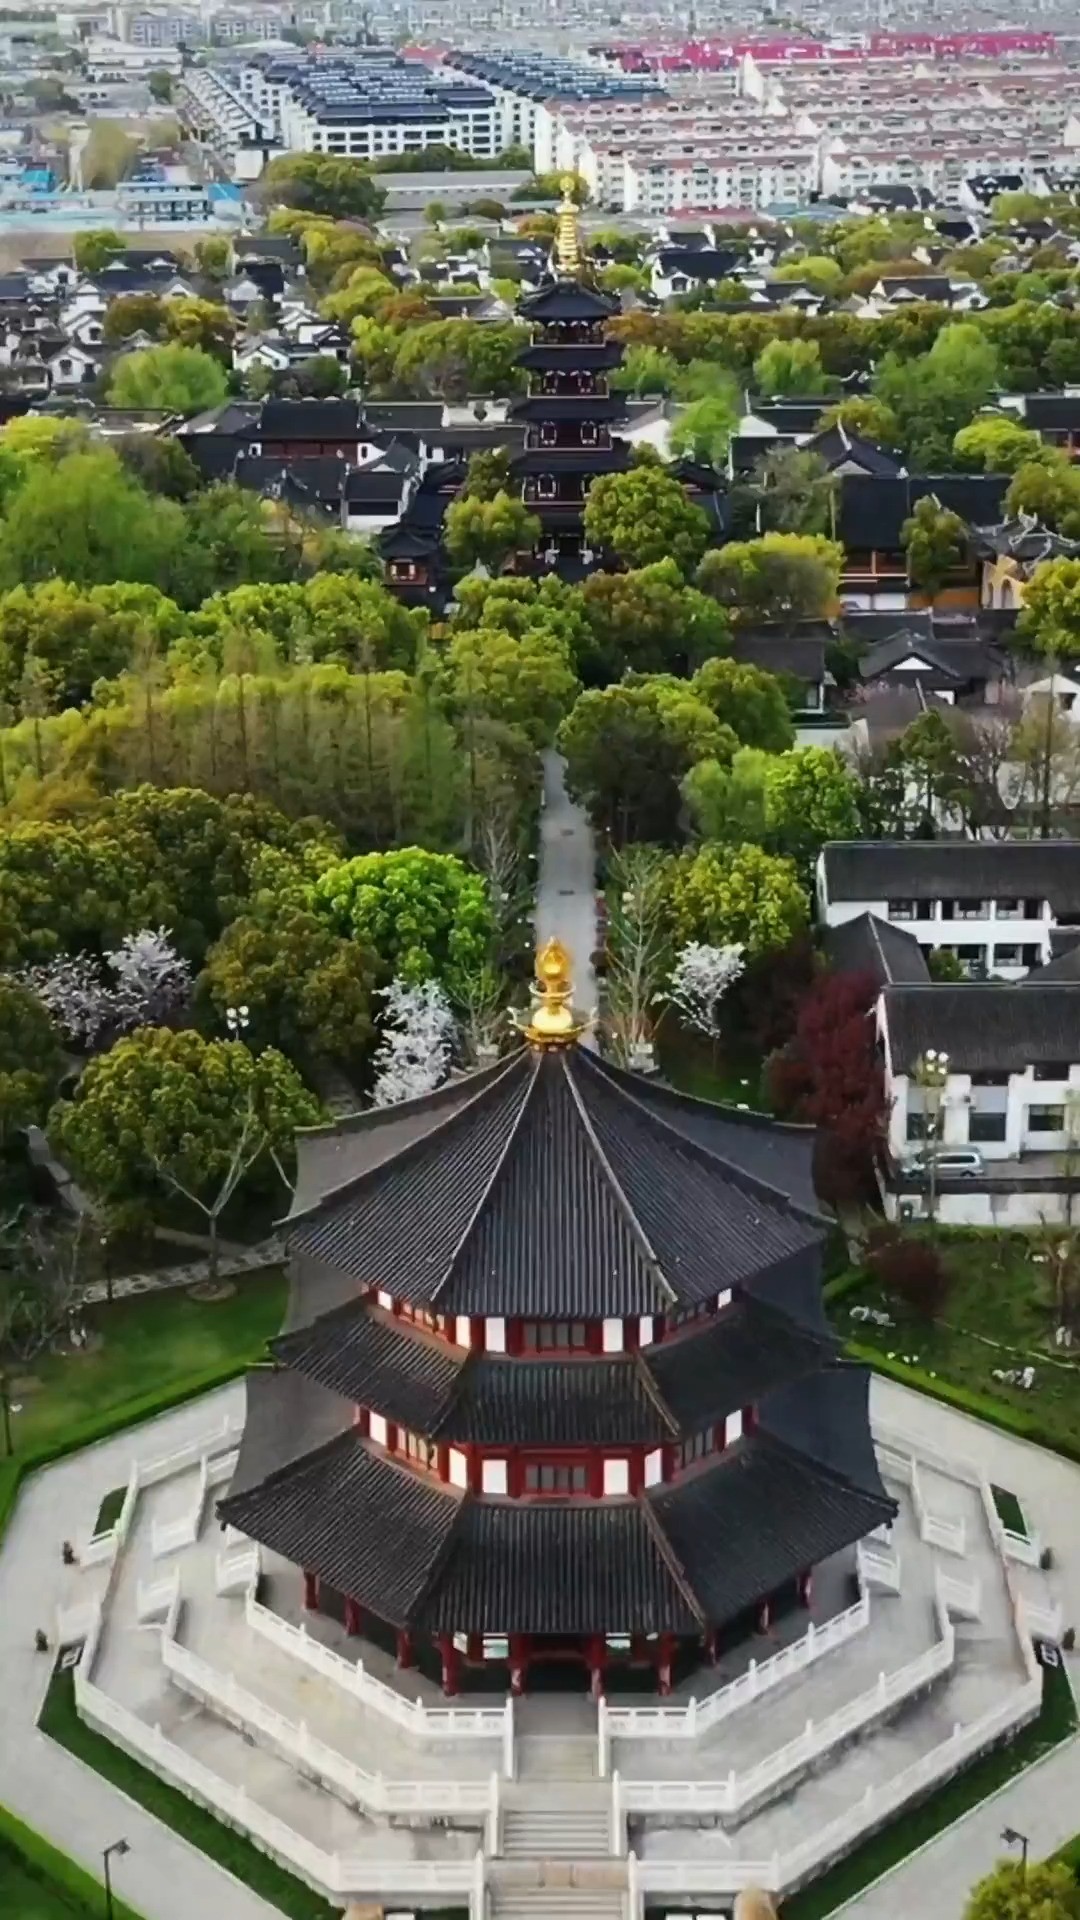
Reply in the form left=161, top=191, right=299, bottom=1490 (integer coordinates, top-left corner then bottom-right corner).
left=523, top=1460, right=590, bottom=1494
left=673, top=1428, right=717, bottom=1472
left=397, top=1428, right=438, bottom=1470
left=522, top=1321, right=588, bottom=1351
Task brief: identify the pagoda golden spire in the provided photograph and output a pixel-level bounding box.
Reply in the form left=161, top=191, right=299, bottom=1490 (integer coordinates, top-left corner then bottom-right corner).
left=515, top=938, right=589, bottom=1048
left=553, top=174, right=584, bottom=278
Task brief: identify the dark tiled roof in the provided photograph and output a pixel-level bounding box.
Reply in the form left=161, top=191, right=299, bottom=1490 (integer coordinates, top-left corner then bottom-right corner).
left=421, top=1497, right=702, bottom=1635
left=645, top=1298, right=837, bottom=1432
left=655, top=248, right=741, bottom=279
left=650, top=1433, right=894, bottom=1623
left=728, top=630, right=827, bottom=680
left=821, top=839, right=1080, bottom=911
left=221, top=1432, right=462, bottom=1622
left=451, top=1354, right=672, bottom=1445
left=518, top=281, right=619, bottom=322
left=287, top=1047, right=824, bottom=1316
left=804, top=424, right=902, bottom=476
left=882, top=983, right=1080, bottom=1073
left=259, top=397, right=361, bottom=439
left=227, top=1364, right=352, bottom=1499
left=839, top=475, right=1008, bottom=552
left=1023, top=394, right=1080, bottom=432
left=825, top=912, right=931, bottom=987
left=274, top=1304, right=463, bottom=1433
left=857, top=632, right=1004, bottom=684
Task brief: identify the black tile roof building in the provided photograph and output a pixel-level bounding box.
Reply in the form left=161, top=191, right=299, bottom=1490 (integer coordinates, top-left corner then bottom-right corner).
left=220, top=942, right=893, bottom=1698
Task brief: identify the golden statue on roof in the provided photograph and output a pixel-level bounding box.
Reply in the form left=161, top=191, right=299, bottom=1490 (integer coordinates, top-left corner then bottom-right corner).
left=554, top=173, right=584, bottom=278
left=515, top=938, right=589, bottom=1048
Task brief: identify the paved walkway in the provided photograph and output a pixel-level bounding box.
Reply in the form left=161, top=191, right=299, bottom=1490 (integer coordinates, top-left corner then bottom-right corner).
left=535, top=750, right=598, bottom=1022
left=0, top=1384, right=279, bottom=1920
left=835, top=1375, right=1080, bottom=1920
left=83, top=1235, right=283, bottom=1304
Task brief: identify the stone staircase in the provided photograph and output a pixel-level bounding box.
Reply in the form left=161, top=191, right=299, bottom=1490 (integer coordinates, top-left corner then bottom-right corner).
left=490, top=1755, right=623, bottom=1920
left=501, top=1794, right=611, bottom=1859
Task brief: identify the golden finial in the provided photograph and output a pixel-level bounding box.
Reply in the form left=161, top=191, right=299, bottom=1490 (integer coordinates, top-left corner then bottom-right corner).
left=554, top=173, right=583, bottom=278
left=514, top=938, right=588, bottom=1048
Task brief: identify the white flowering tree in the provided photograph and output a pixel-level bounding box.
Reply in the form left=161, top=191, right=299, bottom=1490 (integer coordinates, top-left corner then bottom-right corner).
left=18, top=928, right=192, bottom=1051
left=371, top=978, right=456, bottom=1108
left=667, top=941, right=745, bottom=1051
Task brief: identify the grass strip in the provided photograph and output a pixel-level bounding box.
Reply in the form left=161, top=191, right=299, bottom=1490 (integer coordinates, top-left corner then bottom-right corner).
left=0, top=1805, right=143, bottom=1920
left=784, top=1657, right=1077, bottom=1920
left=40, top=1660, right=339, bottom=1920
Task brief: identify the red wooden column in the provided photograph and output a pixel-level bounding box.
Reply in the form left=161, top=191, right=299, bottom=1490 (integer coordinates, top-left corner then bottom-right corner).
left=396, top=1627, right=414, bottom=1668
left=758, top=1597, right=772, bottom=1633
left=798, top=1570, right=814, bottom=1609
left=509, top=1633, right=528, bottom=1696
left=302, top=1568, right=319, bottom=1610
left=437, top=1633, right=460, bottom=1696
left=343, top=1596, right=362, bottom=1636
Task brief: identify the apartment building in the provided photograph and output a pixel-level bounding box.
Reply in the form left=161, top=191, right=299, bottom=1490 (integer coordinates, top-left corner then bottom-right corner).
left=817, top=842, right=1080, bottom=980
left=442, top=49, right=663, bottom=165
left=177, top=64, right=277, bottom=177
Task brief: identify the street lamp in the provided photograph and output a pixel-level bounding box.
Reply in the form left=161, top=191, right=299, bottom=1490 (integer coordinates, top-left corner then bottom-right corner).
left=1001, top=1827, right=1029, bottom=1875
left=914, top=1047, right=949, bottom=1224
left=102, top=1838, right=130, bottom=1920
left=224, top=1004, right=250, bottom=1038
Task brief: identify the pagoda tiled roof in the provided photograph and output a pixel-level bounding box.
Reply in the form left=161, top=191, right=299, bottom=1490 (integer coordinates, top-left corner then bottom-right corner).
left=511, top=445, right=633, bottom=476
left=518, top=279, right=620, bottom=322
left=285, top=1046, right=826, bottom=1317
left=508, top=394, right=628, bottom=424
left=517, top=341, right=624, bottom=373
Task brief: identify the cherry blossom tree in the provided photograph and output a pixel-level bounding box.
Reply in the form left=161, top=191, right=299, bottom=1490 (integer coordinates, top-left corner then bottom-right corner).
left=371, top=979, right=456, bottom=1107
left=667, top=941, right=745, bottom=1049
left=17, top=927, right=191, bottom=1050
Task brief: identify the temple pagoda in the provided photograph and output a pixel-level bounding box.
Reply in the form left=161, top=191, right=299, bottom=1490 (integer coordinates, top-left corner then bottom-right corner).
left=220, top=942, right=894, bottom=1698
left=507, top=177, right=631, bottom=565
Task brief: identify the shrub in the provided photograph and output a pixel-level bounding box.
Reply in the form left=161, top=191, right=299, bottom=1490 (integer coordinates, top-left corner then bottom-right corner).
left=868, top=1231, right=951, bottom=1321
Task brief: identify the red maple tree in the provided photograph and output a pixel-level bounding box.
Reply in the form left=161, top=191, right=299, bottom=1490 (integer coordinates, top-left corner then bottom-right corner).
left=767, top=971, right=887, bottom=1203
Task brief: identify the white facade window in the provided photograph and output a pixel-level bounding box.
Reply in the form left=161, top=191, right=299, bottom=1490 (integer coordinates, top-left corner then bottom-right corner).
left=602, top=1319, right=624, bottom=1353
left=726, top=1409, right=743, bottom=1445
left=485, top=1316, right=506, bottom=1352
left=716, top=1288, right=733, bottom=1310
left=481, top=1458, right=508, bottom=1494
left=639, top=1315, right=655, bottom=1346
left=455, top=1315, right=472, bottom=1348
left=377, top=1290, right=393, bottom=1310
left=644, top=1448, right=663, bottom=1487
left=604, top=1458, right=630, bottom=1495
left=369, top=1412, right=388, bottom=1446
left=448, top=1448, right=468, bottom=1488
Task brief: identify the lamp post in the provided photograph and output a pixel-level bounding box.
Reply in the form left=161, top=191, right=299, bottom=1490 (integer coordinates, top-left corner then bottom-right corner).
left=914, top=1048, right=949, bottom=1225
left=225, top=1004, right=250, bottom=1039
left=1001, top=1826, right=1029, bottom=1876
left=102, top=1838, right=130, bottom=1920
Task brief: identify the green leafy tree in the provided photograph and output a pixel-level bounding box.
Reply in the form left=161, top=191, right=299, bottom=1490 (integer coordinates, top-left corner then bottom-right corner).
left=164, top=296, right=237, bottom=360
left=816, top=395, right=900, bottom=444
left=902, top=496, right=969, bottom=595
left=108, top=343, right=228, bottom=415
left=584, top=465, right=711, bottom=573
left=682, top=747, right=770, bottom=846
left=391, top=320, right=527, bottom=401
left=615, top=345, right=683, bottom=397
left=754, top=446, right=837, bottom=536
left=990, top=191, right=1047, bottom=224
left=580, top=561, right=731, bottom=681
left=102, top=292, right=166, bottom=344
left=697, top=533, right=842, bottom=626
left=964, top=1859, right=1080, bottom=1920
left=668, top=842, right=808, bottom=957
left=0, top=980, right=63, bottom=1150
left=875, top=323, right=999, bottom=467
left=753, top=337, right=826, bottom=397
left=0, top=449, right=187, bottom=592
left=443, top=624, right=579, bottom=747
left=73, top=228, right=124, bottom=274
left=116, top=432, right=201, bottom=502
left=692, top=656, right=794, bottom=753
left=313, top=847, right=494, bottom=985
left=1019, top=556, right=1080, bottom=658
left=759, top=746, right=862, bottom=876
left=148, top=68, right=173, bottom=101
left=262, top=152, right=386, bottom=222
left=671, top=386, right=740, bottom=467
left=443, top=490, right=541, bottom=571
left=1006, top=458, right=1080, bottom=538
left=193, top=235, right=230, bottom=280
left=0, top=578, right=184, bottom=709
left=174, top=484, right=286, bottom=603
left=953, top=414, right=1051, bottom=474
left=461, top=448, right=511, bottom=501
left=558, top=679, right=735, bottom=844
left=199, top=909, right=375, bottom=1068
left=50, top=1029, right=321, bottom=1274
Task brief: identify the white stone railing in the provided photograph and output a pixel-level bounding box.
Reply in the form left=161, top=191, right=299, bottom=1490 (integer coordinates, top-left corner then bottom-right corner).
left=81, top=1416, right=242, bottom=1568
left=936, top=1567, right=982, bottom=1621
left=856, top=1535, right=901, bottom=1593
left=216, top=1541, right=261, bottom=1596
left=136, top=1570, right=180, bottom=1626
left=245, top=1590, right=516, bottom=1776
left=625, top=1658, right=1042, bottom=1910
left=879, top=1444, right=966, bottom=1557
left=598, top=1592, right=870, bottom=1770
left=73, top=1625, right=486, bottom=1913
left=162, top=1629, right=498, bottom=1825
left=612, top=1596, right=954, bottom=1828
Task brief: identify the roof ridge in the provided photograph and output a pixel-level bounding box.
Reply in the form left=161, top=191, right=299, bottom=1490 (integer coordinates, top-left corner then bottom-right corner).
left=578, top=1049, right=826, bottom=1227
left=639, top=1489, right=707, bottom=1626
left=287, top=1051, right=530, bottom=1227
left=632, top=1347, right=681, bottom=1437
left=430, top=1051, right=541, bottom=1302
left=561, top=1053, right=679, bottom=1306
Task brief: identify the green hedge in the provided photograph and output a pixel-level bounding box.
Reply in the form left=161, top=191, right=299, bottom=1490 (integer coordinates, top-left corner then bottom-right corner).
left=823, top=1266, right=868, bottom=1305
left=0, top=1802, right=143, bottom=1920
left=846, top=1340, right=1080, bottom=1466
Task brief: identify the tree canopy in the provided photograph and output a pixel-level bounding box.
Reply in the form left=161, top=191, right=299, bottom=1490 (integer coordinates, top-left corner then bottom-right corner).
left=697, top=533, right=842, bottom=626
left=313, top=847, right=494, bottom=987
left=583, top=465, right=712, bottom=574
left=108, top=344, right=229, bottom=415
left=668, top=841, right=808, bottom=957
left=558, top=678, right=735, bottom=844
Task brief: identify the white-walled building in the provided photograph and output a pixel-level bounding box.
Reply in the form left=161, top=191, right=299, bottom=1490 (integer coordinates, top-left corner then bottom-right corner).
left=817, top=841, right=1080, bottom=981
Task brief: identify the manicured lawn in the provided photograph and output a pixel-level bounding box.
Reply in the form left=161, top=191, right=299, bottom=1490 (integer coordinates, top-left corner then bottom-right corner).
left=830, top=1231, right=1080, bottom=1456
left=785, top=1657, right=1077, bottom=1920
left=5, top=1268, right=287, bottom=1460
left=655, top=1019, right=772, bottom=1111
left=40, top=1667, right=337, bottom=1920
left=0, top=1847, right=86, bottom=1919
